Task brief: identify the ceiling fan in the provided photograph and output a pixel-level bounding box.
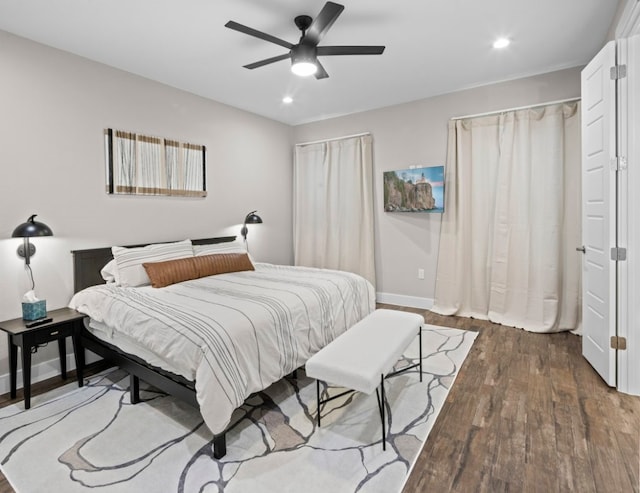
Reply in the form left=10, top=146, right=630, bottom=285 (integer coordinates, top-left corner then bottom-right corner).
left=225, top=1, right=385, bottom=79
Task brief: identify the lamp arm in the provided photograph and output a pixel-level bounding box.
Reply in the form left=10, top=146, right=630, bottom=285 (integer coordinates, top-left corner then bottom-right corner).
left=24, top=238, right=31, bottom=265
left=17, top=238, right=36, bottom=265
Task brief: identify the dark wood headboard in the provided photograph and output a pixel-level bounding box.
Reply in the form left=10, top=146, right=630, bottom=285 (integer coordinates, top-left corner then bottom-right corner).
left=71, top=236, right=237, bottom=293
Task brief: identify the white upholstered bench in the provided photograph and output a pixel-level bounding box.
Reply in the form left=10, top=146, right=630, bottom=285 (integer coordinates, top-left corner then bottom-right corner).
left=306, top=309, right=424, bottom=450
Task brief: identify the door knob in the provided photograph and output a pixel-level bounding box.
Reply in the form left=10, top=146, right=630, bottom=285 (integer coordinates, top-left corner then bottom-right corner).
left=576, top=246, right=586, bottom=253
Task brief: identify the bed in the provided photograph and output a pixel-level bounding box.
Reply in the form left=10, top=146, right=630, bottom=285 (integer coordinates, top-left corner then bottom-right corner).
left=69, top=237, right=375, bottom=458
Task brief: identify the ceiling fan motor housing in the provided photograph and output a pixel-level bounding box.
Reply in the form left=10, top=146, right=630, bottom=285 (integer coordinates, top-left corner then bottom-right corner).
left=294, top=15, right=313, bottom=34
left=291, top=43, right=317, bottom=63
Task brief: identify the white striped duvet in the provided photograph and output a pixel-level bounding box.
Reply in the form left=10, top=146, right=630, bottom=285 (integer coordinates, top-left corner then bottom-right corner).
left=69, top=263, right=375, bottom=435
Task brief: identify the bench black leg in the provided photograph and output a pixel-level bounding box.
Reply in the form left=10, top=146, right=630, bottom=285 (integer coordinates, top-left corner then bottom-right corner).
left=213, top=433, right=227, bottom=459
left=419, top=327, right=423, bottom=382
left=376, top=374, right=386, bottom=451
left=130, top=374, right=140, bottom=404
left=316, top=379, right=321, bottom=427
left=315, top=381, right=355, bottom=428
left=381, top=375, right=386, bottom=450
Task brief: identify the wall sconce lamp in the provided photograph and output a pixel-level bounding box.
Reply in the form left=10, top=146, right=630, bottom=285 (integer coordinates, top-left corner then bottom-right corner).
left=12, top=214, right=54, bottom=266
left=240, top=210, right=263, bottom=242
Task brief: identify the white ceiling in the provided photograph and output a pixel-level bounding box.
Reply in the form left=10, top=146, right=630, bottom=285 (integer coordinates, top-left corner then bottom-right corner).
left=0, top=0, right=619, bottom=125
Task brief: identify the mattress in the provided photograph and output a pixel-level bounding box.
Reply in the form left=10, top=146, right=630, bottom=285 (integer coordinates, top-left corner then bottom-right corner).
left=69, top=262, right=375, bottom=435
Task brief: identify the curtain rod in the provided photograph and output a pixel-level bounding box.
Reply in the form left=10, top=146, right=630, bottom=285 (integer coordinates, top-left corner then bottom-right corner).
left=451, top=97, right=581, bottom=121
left=295, top=132, right=371, bottom=147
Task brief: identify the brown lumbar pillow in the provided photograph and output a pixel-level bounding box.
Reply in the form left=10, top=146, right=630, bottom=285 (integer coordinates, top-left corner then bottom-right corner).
left=143, top=256, right=199, bottom=288
left=194, top=253, right=255, bottom=277
left=143, top=253, right=254, bottom=288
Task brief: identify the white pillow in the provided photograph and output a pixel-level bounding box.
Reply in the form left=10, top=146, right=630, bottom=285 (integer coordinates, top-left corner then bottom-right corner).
left=193, top=240, right=247, bottom=256
left=112, top=239, right=193, bottom=287
left=100, top=259, right=118, bottom=283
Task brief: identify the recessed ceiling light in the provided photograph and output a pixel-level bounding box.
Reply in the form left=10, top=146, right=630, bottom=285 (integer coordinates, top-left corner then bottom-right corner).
left=282, top=96, right=293, bottom=104
left=493, top=38, right=510, bottom=49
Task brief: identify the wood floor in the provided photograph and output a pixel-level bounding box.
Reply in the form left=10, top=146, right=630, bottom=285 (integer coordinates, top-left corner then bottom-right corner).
left=395, top=306, right=640, bottom=493
left=0, top=310, right=638, bottom=493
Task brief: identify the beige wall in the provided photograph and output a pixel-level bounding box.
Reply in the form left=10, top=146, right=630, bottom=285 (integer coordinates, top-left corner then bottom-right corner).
left=0, top=31, right=293, bottom=378
left=293, top=67, right=582, bottom=307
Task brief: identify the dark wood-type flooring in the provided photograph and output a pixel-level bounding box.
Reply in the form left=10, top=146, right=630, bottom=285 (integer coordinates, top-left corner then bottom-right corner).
left=396, top=306, right=640, bottom=493
left=0, top=308, right=638, bottom=493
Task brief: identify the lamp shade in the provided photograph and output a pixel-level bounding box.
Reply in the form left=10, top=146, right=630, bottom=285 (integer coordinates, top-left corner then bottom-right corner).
left=241, top=210, right=263, bottom=241
left=12, top=214, right=53, bottom=238
left=12, top=214, right=53, bottom=266
left=244, top=211, right=263, bottom=225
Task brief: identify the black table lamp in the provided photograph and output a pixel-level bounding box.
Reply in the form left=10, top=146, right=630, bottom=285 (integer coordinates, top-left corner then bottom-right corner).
left=241, top=210, right=263, bottom=241
left=12, top=214, right=54, bottom=266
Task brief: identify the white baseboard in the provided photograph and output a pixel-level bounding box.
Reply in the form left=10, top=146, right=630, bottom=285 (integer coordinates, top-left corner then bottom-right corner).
left=0, top=351, right=102, bottom=396
left=376, top=292, right=434, bottom=310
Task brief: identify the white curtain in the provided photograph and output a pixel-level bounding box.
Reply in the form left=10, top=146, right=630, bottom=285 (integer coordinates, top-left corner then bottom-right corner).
left=294, top=134, right=376, bottom=286
left=433, top=102, right=581, bottom=333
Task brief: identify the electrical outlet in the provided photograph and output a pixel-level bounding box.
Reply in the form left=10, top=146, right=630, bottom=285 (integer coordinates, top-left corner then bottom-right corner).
left=418, top=268, right=425, bottom=280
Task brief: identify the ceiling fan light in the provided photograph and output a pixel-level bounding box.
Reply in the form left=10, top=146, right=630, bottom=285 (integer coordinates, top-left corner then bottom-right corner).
left=291, top=61, right=317, bottom=77
left=290, top=43, right=318, bottom=77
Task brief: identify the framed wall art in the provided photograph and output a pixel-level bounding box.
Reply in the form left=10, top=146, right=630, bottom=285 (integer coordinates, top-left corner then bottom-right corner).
left=104, top=129, right=207, bottom=197
left=383, top=165, right=444, bottom=212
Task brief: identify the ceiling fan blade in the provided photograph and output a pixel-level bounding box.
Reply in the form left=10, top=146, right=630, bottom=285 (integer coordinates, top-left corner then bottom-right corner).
left=243, top=53, right=291, bottom=70
left=317, top=45, right=386, bottom=56
left=314, top=60, right=329, bottom=79
left=225, top=21, right=293, bottom=50
left=304, top=2, right=344, bottom=46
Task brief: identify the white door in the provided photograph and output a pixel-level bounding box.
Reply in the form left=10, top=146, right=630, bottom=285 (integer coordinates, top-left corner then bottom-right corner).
left=617, top=33, right=640, bottom=396
left=581, top=41, right=617, bottom=386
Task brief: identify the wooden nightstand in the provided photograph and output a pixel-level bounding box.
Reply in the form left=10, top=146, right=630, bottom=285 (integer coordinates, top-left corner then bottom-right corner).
left=0, top=307, right=85, bottom=409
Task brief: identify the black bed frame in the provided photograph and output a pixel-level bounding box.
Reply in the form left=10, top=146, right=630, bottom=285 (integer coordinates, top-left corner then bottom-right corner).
left=72, top=236, right=236, bottom=459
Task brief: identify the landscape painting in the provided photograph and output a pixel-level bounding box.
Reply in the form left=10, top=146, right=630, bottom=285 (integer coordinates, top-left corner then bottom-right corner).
left=383, top=165, right=445, bottom=213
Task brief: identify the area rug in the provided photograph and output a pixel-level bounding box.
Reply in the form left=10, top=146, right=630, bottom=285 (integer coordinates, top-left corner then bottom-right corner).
left=0, top=325, right=476, bottom=493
